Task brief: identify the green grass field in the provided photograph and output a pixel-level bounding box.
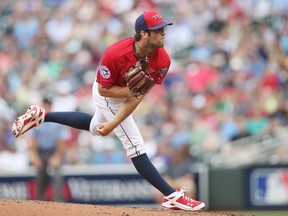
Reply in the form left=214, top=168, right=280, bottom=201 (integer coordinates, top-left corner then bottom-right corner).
left=240, top=211, right=288, bottom=216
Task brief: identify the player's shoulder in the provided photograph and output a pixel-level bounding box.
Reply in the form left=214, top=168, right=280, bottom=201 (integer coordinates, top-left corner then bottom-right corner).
left=105, top=38, right=134, bottom=57
left=157, top=47, right=170, bottom=58
left=155, top=47, right=171, bottom=64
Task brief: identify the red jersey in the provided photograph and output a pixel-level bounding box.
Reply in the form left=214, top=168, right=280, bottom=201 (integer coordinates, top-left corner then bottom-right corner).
left=96, top=38, right=171, bottom=88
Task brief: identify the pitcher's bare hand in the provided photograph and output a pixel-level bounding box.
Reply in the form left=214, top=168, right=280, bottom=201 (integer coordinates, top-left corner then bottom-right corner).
left=96, top=122, right=116, bottom=136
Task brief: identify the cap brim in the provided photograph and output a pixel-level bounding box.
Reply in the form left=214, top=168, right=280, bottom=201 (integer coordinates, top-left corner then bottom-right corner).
left=147, top=22, right=173, bottom=30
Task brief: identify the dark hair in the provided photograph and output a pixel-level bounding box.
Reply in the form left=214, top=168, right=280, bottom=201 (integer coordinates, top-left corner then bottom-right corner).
left=134, top=30, right=151, bottom=41
left=43, top=94, right=53, bottom=104
left=134, top=33, right=141, bottom=41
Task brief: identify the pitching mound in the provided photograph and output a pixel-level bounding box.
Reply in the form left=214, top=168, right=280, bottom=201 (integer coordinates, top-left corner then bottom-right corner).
left=0, top=199, right=237, bottom=216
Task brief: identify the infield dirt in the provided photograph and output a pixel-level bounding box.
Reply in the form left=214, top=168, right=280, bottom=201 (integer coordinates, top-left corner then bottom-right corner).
left=0, top=199, right=241, bottom=216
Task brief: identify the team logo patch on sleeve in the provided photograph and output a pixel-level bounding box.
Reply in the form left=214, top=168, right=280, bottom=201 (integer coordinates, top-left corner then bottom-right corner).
left=99, top=65, right=111, bottom=79
left=158, top=67, right=168, bottom=77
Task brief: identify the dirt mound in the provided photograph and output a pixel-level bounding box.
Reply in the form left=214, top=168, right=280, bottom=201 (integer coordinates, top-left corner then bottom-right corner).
left=0, top=199, right=237, bottom=216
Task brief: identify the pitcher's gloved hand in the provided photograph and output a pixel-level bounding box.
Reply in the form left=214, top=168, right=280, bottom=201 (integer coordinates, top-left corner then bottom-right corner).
left=124, top=59, right=154, bottom=97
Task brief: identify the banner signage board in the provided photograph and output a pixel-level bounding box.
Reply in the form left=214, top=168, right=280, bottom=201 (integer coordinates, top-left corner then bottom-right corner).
left=245, top=166, right=288, bottom=210
left=0, top=163, right=208, bottom=206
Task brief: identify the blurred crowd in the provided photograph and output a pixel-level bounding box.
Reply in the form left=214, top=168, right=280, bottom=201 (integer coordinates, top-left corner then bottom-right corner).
left=1, top=0, right=288, bottom=171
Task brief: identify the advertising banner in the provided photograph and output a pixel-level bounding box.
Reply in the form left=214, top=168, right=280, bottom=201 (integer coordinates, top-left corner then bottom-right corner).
left=63, top=174, right=154, bottom=204
left=245, top=166, right=288, bottom=210
left=0, top=163, right=208, bottom=206
left=0, top=169, right=36, bottom=200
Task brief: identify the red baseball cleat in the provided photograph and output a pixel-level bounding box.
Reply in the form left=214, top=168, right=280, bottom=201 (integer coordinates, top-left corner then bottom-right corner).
left=162, top=187, right=205, bottom=211
left=12, top=105, right=46, bottom=138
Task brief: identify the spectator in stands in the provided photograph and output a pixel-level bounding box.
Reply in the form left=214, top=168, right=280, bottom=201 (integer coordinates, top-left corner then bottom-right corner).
left=0, top=0, right=287, bottom=169
left=154, top=144, right=197, bottom=203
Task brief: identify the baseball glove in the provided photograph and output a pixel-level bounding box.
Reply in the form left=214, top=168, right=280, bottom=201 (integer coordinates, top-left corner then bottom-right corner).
left=124, top=59, right=154, bottom=97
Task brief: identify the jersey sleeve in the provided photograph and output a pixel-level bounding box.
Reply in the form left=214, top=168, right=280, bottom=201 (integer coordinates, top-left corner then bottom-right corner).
left=96, top=51, right=118, bottom=88
left=154, top=48, right=171, bottom=85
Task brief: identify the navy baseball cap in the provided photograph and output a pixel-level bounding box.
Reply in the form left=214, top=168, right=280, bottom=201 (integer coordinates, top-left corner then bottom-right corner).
left=135, top=11, right=173, bottom=33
